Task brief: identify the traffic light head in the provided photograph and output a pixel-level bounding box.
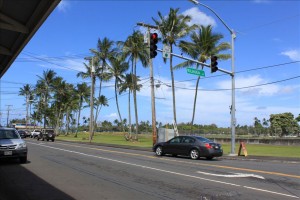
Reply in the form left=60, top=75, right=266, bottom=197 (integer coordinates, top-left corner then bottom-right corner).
left=210, top=55, right=218, bottom=73
left=150, top=33, right=158, bottom=58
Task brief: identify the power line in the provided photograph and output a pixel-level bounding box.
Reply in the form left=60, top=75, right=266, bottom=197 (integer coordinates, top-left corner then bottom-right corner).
left=173, top=75, right=300, bottom=91
left=22, top=52, right=83, bottom=72
left=174, top=60, right=300, bottom=83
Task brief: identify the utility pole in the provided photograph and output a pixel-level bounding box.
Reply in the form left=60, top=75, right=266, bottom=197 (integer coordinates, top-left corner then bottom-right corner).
left=137, top=22, right=158, bottom=145
left=6, top=105, right=12, bottom=127
left=85, top=56, right=95, bottom=143
left=26, top=95, right=29, bottom=129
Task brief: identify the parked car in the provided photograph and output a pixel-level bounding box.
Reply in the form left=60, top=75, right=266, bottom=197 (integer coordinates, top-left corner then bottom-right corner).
left=37, top=129, right=55, bottom=142
left=17, top=130, right=27, bottom=138
left=30, top=129, right=41, bottom=138
left=153, top=135, right=223, bottom=160
left=0, top=127, right=28, bottom=163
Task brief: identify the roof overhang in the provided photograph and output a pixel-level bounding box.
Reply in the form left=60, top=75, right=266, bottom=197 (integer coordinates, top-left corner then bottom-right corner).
left=0, top=0, right=61, bottom=78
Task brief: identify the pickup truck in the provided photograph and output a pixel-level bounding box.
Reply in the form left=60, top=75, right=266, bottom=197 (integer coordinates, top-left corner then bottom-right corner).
left=30, top=129, right=41, bottom=138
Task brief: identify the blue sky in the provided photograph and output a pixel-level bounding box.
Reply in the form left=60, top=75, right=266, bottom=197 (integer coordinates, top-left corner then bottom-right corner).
left=0, top=0, right=299, bottom=127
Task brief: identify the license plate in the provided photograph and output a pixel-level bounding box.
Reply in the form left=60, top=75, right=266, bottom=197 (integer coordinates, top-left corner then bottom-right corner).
left=4, top=151, right=12, bottom=156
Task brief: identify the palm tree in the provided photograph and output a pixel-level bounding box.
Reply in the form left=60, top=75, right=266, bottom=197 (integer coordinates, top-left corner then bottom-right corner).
left=91, top=37, right=117, bottom=127
left=118, top=31, right=149, bottom=136
left=175, top=25, right=231, bottom=129
left=108, top=56, right=129, bottom=132
left=51, top=76, right=71, bottom=135
left=94, top=95, right=109, bottom=131
left=119, top=73, right=142, bottom=140
left=74, top=83, right=90, bottom=137
left=36, top=69, right=57, bottom=128
left=19, top=84, right=33, bottom=126
left=77, top=60, right=97, bottom=140
left=152, top=8, right=197, bottom=126
left=63, top=83, right=77, bottom=135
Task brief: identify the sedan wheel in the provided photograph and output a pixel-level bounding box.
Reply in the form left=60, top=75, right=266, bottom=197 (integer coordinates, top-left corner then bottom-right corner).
left=190, top=149, right=199, bottom=160
left=155, top=146, right=163, bottom=156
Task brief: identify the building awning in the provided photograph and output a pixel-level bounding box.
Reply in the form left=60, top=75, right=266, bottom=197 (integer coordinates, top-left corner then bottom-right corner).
left=0, top=0, right=61, bottom=78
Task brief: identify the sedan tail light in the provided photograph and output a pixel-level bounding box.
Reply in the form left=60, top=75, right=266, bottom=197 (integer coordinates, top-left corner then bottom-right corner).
left=205, top=143, right=212, bottom=149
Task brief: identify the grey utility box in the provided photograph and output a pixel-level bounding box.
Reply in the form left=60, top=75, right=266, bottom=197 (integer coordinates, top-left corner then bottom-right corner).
left=157, top=128, right=175, bottom=143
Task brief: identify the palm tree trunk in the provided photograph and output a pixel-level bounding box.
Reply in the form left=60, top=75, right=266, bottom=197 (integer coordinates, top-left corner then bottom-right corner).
left=128, top=90, right=132, bottom=139
left=65, top=108, right=70, bottom=136
left=55, top=107, right=62, bottom=136
left=170, top=45, right=177, bottom=131
left=115, top=79, right=124, bottom=132
left=75, top=99, right=82, bottom=138
left=191, top=76, right=200, bottom=132
left=94, top=68, right=104, bottom=133
left=133, top=58, right=139, bottom=139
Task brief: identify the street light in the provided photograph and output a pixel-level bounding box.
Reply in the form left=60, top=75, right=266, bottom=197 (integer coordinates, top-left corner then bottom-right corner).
left=85, top=56, right=95, bottom=142
left=189, top=0, right=237, bottom=155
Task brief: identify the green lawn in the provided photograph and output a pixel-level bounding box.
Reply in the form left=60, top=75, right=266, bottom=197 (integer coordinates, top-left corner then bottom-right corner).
left=57, top=132, right=300, bottom=158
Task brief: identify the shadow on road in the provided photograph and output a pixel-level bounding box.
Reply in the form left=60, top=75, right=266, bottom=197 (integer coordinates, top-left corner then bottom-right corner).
left=0, top=159, right=75, bottom=200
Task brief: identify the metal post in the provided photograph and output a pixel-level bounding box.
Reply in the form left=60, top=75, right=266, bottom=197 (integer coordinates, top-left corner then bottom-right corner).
left=85, top=56, right=95, bottom=142
left=149, top=30, right=157, bottom=146
left=90, top=57, right=95, bottom=142
left=26, top=96, right=29, bottom=129
left=6, top=105, right=12, bottom=127
left=137, top=22, right=158, bottom=145
left=188, top=0, right=237, bottom=155
left=230, top=32, right=236, bottom=155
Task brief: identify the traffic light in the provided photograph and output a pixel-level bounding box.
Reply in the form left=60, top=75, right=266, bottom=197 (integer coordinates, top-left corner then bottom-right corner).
left=150, top=33, right=158, bottom=58
left=210, top=55, right=218, bottom=73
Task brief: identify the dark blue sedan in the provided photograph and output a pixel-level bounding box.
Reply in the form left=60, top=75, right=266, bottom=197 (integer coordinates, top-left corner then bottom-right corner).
left=153, top=136, right=223, bottom=160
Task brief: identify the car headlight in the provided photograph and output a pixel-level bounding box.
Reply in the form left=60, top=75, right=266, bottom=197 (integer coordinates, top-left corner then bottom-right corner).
left=17, top=142, right=27, bottom=149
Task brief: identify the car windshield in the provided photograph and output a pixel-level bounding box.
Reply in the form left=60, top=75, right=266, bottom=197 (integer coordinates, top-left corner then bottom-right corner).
left=0, top=130, right=20, bottom=139
left=195, top=136, right=212, bottom=143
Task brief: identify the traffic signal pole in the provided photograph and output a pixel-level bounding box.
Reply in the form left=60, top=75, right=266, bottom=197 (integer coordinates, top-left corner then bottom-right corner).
left=137, top=22, right=158, bottom=146
left=157, top=49, right=232, bottom=75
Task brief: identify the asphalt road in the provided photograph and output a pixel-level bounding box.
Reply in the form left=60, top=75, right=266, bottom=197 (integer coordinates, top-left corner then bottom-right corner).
left=0, top=139, right=299, bottom=200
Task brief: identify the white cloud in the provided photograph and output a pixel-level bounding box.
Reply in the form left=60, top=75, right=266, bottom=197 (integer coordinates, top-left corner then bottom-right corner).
left=105, top=113, right=118, bottom=119
left=253, top=0, right=270, bottom=4
left=39, top=58, right=86, bottom=72
left=182, top=7, right=216, bottom=27
left=218, top=75, right=282, bottom=96
left=57, top=0, right=70, bottom=12
left=272, top=38, right=282, bottom=42
left=134, top=74, right=299, bottom=126
left=280, top=49, right=300, bottom=61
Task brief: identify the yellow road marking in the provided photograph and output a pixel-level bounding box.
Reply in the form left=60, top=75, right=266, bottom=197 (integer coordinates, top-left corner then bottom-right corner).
left=55, top=142, right=300, bottom=179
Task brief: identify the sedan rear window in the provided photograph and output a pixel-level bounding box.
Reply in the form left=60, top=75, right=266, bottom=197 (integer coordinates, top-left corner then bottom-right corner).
left=195, top=136, right=212, bottom=143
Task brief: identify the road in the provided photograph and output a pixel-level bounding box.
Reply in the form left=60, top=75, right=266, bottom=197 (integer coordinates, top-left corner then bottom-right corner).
left=0, top=139, right=299, bottom=200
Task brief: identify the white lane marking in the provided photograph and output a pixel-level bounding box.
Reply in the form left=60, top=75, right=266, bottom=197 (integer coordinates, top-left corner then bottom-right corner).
left=197, top=171, right=265, bottom=179
left=28, top=142, right=299, bottom=199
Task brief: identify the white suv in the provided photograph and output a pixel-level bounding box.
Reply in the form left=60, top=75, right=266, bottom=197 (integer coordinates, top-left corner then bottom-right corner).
left=31, top=129, right=41, bottom=138
left=0, top=127, right=28, bottom=163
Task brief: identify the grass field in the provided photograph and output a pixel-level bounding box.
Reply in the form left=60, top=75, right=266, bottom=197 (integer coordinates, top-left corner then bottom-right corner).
left=56, top=132, right=300, bottom=158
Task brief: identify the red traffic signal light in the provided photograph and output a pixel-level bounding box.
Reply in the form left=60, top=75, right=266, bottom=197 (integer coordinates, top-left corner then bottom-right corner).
left=150, top=33, right=158, bottom=58
left=210, top=55, right=218, bottom=73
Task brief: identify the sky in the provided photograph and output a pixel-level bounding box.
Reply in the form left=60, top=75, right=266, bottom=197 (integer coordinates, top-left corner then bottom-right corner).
left=0, top=0, right=299, bottom=128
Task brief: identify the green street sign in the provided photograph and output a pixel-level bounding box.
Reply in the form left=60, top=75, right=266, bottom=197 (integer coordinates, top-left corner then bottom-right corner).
left=187, top=68, right=205, bottom=77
